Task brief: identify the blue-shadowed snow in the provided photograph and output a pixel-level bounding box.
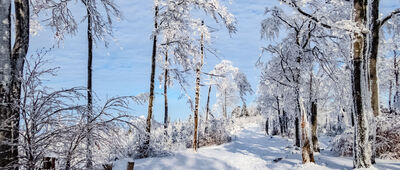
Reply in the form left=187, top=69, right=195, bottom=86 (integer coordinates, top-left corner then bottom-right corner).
left=111, top=124, right=400, bottom=170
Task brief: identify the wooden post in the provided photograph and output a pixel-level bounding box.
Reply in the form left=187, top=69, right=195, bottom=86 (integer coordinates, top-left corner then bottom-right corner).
left=127, top=162, right=135, bottom=170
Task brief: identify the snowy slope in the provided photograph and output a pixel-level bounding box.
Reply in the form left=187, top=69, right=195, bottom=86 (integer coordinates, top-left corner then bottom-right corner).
left=113, top=125, right=400, bottom=170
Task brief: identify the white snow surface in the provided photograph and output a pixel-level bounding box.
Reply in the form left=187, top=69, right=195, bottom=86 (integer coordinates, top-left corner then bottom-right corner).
left=114, top=124, right=400, bottom=170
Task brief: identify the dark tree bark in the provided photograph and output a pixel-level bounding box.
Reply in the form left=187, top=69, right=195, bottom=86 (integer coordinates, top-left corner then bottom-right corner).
left=206, top=85, right=212, bottom=121
left=282, top=109, right=288, bottom=136
left=144, top=5, right=159, bottom=157
left=276, top=96, right=283, bottom=135
left=352, top=0, right=372, bottom=168
left=164, top=47, right=169, bottom=129
left=86, top=3, right=94, bottom=168
left=295, top=117, right=300, bottom=147
left=311, top=101, right=319, bottom=152
left=295, top=77, right=301, bottom=148
left=0, top=0, right=30, bottom=168
left=193, top=21, right=204, bottom=151
left=389, top=80, right=393, bottom=111
left=369, top=0, right=380, bottom=117
left=11, top=2, right=30, bottom=168
left=394, top=50, right=399, bottom=111
left=309, top=72, right=319, bottom=152
left=0, top=1, right=13, bottom=168
left=279, top=116, right=283, bottom=135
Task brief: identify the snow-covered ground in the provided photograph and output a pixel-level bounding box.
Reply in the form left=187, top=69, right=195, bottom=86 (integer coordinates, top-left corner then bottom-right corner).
left=114, top=124, right=400, bottom=170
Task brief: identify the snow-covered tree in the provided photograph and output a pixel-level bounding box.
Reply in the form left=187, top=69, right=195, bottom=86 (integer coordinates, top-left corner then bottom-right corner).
left=144, top=0, right=237, bottom=153
left=210, top=60, right=253, bottom=118
left=0, top=0, right=30, bottom=168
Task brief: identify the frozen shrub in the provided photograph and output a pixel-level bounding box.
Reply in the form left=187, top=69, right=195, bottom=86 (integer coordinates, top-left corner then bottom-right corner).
left=376, top=111, right=400, bottom=159
left=102, top=114, right=263, bottom=163
left=199, top=118, right=232, bottom=147
left=331, top=111, right=400, bottom=159
left=331, top=129, right=353, bottom=157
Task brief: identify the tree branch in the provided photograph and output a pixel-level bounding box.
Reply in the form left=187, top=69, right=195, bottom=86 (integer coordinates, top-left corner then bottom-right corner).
left=380, top=8, right=400, bottom=26
left=280, top=0, right=332, bottom=29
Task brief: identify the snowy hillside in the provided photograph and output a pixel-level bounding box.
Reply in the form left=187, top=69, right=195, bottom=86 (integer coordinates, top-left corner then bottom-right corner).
left=113, top=124, right=400, bottom=170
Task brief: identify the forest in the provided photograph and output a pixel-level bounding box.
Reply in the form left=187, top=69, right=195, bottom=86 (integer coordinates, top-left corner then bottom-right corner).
left=1, top=0, right=400, bottom=169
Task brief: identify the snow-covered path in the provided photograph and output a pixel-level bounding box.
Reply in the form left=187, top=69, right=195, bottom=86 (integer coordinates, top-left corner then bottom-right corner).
left=116, top=125, right=400, bottom=170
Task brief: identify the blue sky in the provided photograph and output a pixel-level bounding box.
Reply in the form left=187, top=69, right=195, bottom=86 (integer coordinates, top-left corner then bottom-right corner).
left=29, top=0, right=400, bottom=122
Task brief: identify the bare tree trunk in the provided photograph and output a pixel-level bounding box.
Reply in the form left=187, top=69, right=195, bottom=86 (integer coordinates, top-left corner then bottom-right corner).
left=206, top=85, right=212, bottom=121
left=144, top=5, right=159, bottom=157
left=369, top=2, right=381, bottom=161
left=295, top=116, right=300, bottom=147
left=389, top=80, right=393, bottom=111
left=283, top=109, right=288, bottom=136
left=279, top=117, right=283, bottom=135
left=65, top=156, right=71, bottom=170
left=294, top=37, right=302, bottom=148
left=276, top=96, right=283, bottom=135
left=308, top=72, right=319, bottom=152
left=164, top=47, right=169, bottom=129
left=0, top=1, right=13, bottom=168
left=295, top=84, right=301, bottom=147
left=3, top=0, right=30, bottom=169
left=300, top=98, right=315, bottom=163
left=352, top=0, right=372, bottom=168
left=311, top=101, right=319, bottom=152
left=369, top=0, right=380, bottom=117
left=193, top=21, right=204, bottom=151
left=394, top=50, right=399, bottom=111
left=86, top=4, right=94, bottom=168
left=224, top=89, right=227, bottom=118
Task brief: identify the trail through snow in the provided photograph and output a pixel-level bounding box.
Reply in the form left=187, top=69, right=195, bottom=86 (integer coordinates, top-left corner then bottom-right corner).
left=114, top=124, right=400, bottom=170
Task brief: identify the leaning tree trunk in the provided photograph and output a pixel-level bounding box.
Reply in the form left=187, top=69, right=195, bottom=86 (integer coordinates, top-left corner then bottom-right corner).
left=299, top=98, right=315, bottom=163
left=0, top=0, right=13, bottom=168
left=85, top=4, right=94, bottom=168
left=193, top=21, right=204, bottom=152
left=352, top=0, right=372, bottom=168
left=163, top=46, right=169, bottom=129
left=144, top=5, right=159, bottom=157
left=205, top=85, right=212, bottom=121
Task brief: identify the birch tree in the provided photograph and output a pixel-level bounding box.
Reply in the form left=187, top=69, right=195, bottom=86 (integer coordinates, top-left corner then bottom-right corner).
left=193, top=21, right=205, bottom=151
